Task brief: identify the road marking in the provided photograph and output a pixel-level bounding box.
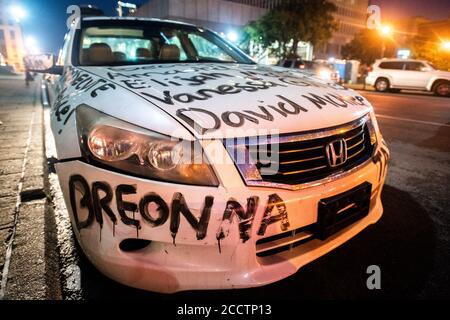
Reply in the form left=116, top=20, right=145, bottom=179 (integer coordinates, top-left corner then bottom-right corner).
left=376, top=114, right=450, bottom=127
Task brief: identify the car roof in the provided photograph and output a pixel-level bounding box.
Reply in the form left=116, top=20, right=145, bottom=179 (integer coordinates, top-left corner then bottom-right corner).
left=82, top=16, right=197, bottom=27
left=375, top=58, right=428, bottom=63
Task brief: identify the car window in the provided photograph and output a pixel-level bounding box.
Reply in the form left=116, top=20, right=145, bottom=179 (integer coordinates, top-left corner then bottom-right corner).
left=188, top=33, right=235, bottom=62
left=77, top=23, right=252, bottom=66
left=405, top=62, right=425, bottom=71
left=379, top=61, right=405, bottom=70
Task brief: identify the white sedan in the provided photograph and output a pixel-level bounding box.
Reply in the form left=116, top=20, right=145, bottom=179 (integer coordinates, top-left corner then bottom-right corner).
left=30, top=16, right=389, bottom=293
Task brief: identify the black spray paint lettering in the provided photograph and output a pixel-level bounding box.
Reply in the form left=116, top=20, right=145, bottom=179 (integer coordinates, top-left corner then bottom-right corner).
left=301, top=93, right=366, bottom=110
left=176, top=95, right=308, bottom=134
left=175, top=72, right=235, bottom=86
left=91, top=83, right=116, bottom=98
left=216, top=197, right=259, bottom=252
left=139, top=192, right=169, bottom=227
left=116, top=184, right=141, bottom=237
left=53, top=68, right=116, bottom=134
left=139, top=80, right=286, bottom=105
left=176, top=108, right=221, bottom=135
left=68, top=177, right=291, bottom=248
left=68, top=176, right=216, bottom=243
left=106, top=64, right=233, bottom=76
left=258, top=194, right=290, bottom=236
left=92, top=181, right=117, bottom=235
left=170, top=193, right=214, bottom=244
left=372, top=144, right=390, bottom=182
left=69, top=175, right=95, bottom=231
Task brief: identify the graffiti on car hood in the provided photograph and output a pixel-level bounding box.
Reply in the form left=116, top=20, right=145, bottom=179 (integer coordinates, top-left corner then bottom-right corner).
left=79, top=63, right=373, bottom=139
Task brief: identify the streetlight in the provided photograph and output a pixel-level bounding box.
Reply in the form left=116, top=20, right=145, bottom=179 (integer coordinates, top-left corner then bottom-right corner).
left=379, top=25, right=392, bottom=58
left=25, top=36, right=41, bottom=54
left=442, top=41, right=450, bottom=51
left=380, top=25, right=392, bottom=37
left=9, top=5, right=27, bottom=22
left=227, top=31, right=239, bottom=43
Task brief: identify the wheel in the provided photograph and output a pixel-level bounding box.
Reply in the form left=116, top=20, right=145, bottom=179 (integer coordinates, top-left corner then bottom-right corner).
left=434, top=81, right=450, bottom=97
left=375, top=78, right=390, bottom=92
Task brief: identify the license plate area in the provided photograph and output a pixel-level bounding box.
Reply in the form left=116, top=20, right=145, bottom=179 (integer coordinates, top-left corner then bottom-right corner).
left=316, top=182, right=372, bottom=240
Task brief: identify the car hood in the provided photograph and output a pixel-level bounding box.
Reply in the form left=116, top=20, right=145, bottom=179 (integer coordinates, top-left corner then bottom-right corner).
left=80, top=63, right=373, bottom=139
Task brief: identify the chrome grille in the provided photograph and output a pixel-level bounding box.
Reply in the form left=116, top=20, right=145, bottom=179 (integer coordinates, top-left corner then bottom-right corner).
left=227, top=115, right=376, bottom=188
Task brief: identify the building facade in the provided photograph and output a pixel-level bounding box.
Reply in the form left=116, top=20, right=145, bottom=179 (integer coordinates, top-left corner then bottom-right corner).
left=0, top=0, right=25, bottom=72
left=134, top=0, right=369, bottom=60
left=315, top=0, right=369, bottom=59
left=134, top=0, right=269, bottom=35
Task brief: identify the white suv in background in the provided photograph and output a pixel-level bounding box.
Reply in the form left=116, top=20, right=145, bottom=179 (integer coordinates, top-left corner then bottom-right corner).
left=366, top=59, right=450, bottom=97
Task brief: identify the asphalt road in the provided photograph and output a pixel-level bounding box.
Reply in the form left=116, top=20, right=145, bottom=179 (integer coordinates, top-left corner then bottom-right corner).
left=49, top=90, right=450, bottom=300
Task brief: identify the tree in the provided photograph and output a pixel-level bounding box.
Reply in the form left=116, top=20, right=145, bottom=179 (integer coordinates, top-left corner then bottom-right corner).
left=341, top=29, right=396, bottom=65
left=241, top=0, right=337, bottom=60
left=409, top=37, right=450, bottom=71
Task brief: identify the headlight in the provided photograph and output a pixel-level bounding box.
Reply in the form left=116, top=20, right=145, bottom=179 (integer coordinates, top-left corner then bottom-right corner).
left=76, top=105, right=219, bottom=187
left=318, top=69, right=332, bottom=81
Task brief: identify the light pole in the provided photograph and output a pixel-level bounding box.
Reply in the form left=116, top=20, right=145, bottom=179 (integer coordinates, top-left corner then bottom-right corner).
left=379, top=25, right=392, bottom=58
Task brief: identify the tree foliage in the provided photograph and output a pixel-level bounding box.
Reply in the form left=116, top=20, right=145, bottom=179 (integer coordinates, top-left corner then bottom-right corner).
left=241, top=0, right=337, bottom=60
left=341, top=29, right=396, bottom=65
left=409, top=37, right=450, bottom=71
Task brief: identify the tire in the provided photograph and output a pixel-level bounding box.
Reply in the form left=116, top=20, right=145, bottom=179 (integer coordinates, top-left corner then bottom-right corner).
left=434, top=81, right=450, bottom=97
left=375, top=78, right=390, bottom=92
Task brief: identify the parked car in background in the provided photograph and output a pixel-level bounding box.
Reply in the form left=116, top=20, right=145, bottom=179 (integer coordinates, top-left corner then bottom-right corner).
left=279, top=59, right=341, bottom=83
left=366, top=58, right=450, bottom=97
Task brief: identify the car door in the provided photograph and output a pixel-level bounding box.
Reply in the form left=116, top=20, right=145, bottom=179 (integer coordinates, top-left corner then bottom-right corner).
left=403, top=61, right=431, bottom=89
left=378, top=61, right=406, bottom=87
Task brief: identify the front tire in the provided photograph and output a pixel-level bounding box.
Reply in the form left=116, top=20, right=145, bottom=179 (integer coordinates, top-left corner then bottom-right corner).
left=375, top=78, right=390, bottom=92
left=434, top=81, right=450, bottom=97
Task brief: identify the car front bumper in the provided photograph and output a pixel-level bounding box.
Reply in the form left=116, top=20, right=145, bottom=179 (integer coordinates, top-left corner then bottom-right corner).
left=55, top=142, right=389, bottom=293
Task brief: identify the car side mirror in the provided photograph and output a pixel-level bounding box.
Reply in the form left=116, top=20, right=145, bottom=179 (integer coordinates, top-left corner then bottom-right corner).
left=420, top=66, right=432, bottom=72
left=24, top=54, right=63, bottom=75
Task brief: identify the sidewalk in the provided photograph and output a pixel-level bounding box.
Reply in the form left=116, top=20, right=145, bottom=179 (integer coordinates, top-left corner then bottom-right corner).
left=343, top=83, right=374, bottom=91
left=0, top=77, right=61, bottom=299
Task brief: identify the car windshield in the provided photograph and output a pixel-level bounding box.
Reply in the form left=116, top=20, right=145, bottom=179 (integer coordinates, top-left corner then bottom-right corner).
left=77, top=20, right=254, bottom=66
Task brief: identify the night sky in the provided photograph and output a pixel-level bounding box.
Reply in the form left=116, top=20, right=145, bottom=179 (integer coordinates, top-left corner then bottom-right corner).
left=16, top=0, right=450, bottom=54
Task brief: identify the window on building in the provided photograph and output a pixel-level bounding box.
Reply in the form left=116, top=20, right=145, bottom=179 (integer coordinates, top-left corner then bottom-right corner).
left=0, top=29, right=4, bottom=41
left=10, top=30, right=15, bottom=40
left=0, top=44, right=6, bottom=58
